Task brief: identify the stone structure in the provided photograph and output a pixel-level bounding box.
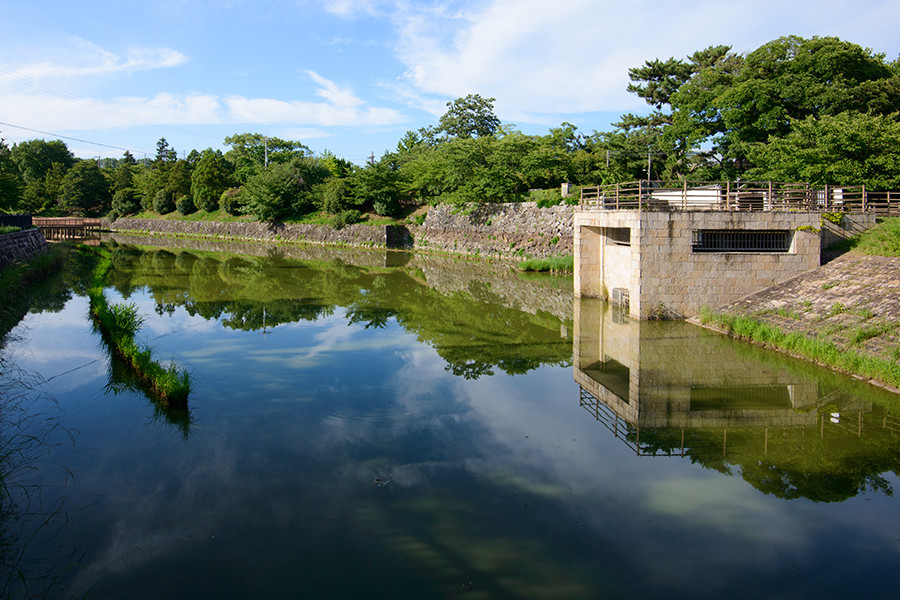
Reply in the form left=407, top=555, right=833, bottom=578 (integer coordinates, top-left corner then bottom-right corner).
left=105, top=203, right=574, bottom=261
left=0, top=228, right=49, bottom=269
left=574, top=209, right=822, bottom=319
left=104, top=218, right=395, bottom=248
left=412, top=202, right=573, bottom=259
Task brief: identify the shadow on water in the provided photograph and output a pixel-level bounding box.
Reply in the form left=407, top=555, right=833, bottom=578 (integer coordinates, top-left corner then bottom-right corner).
left=574, top=297, right=900, bottom=502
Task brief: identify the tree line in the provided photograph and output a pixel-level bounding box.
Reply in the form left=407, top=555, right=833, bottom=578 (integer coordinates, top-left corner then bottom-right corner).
left=1, top=35, right=898, bottom=223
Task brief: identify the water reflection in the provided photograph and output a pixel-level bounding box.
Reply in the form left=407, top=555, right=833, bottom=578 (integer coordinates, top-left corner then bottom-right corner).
left=100, top=239, right=573, bottom=380
left=574, top=298, right=900, bottom=501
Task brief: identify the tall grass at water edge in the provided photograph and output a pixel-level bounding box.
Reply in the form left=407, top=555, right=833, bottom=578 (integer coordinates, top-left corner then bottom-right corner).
left=517, top=255, right=574, bottom=272
left=83, top=248, right=191, bottom=407
left=698, top=308, right=900, bottom=391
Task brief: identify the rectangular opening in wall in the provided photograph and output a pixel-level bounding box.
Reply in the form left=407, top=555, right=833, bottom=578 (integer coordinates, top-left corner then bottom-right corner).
left=692, top=229, right=791, bottom=253
left=604, top=227, right=631, bottom=246
left=583, top=356, right=630, bottom=403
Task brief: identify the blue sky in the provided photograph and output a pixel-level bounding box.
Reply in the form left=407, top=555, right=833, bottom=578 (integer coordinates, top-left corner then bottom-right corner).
left=1, top=0, right=898, bottom=164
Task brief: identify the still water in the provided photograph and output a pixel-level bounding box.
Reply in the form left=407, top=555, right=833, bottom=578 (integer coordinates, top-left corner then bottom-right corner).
left=2, top=237, right=899, bottom=599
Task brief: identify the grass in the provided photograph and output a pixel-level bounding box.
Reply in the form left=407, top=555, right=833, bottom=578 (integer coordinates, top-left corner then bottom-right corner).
left=517, top=255, right=574, bottom=273
left=832, top=216, right=900, bottom=256
left=0, top=225, right=22, bottom=235
left=82, top=247, right=191, bottom=408
left=698, top=308, right=900, bottom=390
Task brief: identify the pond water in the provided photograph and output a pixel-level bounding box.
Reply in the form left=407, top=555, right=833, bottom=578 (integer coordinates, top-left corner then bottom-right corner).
left=2, top=238, right=899, bottom=599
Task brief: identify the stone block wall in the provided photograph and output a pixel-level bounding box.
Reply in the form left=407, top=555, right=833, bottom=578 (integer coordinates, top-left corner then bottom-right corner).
left=575, top=210, right=821, bottom=319
left=414, top=202, right=573, bottom=259
left=0, top=228, right=49, bottom=269
left=105, top=218, right=392, bottom=248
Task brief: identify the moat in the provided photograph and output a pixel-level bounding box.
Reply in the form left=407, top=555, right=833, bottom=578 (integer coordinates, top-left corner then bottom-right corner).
left=2, top=239, right=899, bottom=599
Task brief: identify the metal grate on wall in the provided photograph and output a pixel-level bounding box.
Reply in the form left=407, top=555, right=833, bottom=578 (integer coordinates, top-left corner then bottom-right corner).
left=604, top=227, right=631, bottom=246
left=692, top=229, right=791, bottom=253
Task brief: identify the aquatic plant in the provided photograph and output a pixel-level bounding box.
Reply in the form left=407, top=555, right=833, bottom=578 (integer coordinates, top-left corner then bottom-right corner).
left=698, top=308, right=900, bottom=390
left=517, top=255, right=574, bottom=273
left=83, top=247, right=191, bottom=408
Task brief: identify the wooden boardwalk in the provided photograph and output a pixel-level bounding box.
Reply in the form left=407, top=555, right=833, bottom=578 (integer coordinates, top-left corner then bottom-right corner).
left=32, top=217, right=102, bottom=241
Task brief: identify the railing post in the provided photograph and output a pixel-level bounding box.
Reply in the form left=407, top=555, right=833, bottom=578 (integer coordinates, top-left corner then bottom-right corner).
left=682, top=179, right=687, bottom=210
left=768, top=181, right=773, bottom=211
left=862, top=184, right=867, bottom=213
left=726, top=181, right=730, bottom=210
left=639, top=180, right=643, bottom=214
left=616, top=182, right=620, bottom=210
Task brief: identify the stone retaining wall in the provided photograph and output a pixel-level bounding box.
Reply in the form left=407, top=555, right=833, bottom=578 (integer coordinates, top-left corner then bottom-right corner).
left=0, top=228, right=49, bottom=269
left=414, top=202, right=573, bottom=259
left=104, top=203, right=575, bottom=260
left=104, top=218, right=392, bottom=248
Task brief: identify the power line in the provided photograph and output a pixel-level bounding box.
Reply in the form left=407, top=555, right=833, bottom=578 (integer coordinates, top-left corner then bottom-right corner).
left=0, top=65, right=222, bottom=144
left=0, top=119, right=152, bottom=156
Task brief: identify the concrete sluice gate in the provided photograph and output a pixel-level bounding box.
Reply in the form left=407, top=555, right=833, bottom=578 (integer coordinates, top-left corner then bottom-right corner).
left=574, top=209, right=825, bottom=320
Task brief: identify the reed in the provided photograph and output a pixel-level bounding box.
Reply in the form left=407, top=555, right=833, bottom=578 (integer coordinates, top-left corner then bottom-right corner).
left=517, top=255, right=574, bottom=272
left=698, top=308, right=900, bottom=390
left=83, top=247, right=191, bottom=408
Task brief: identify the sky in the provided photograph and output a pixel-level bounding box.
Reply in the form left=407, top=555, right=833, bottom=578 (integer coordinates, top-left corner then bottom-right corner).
left=1, top=0, right=898, bottom=165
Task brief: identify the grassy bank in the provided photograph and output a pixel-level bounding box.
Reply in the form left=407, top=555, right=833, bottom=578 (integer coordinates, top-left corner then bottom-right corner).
left=83, top=248, right=191, bottom=408
left=518, top=255, right=574, bottom=273
left=0, top=244, right=65, bottom=339
left=698, top=309, right=900, bottom=391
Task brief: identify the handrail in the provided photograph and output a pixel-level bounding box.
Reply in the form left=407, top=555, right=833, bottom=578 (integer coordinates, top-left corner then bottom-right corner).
left=578, top=180, right=888, bottom=214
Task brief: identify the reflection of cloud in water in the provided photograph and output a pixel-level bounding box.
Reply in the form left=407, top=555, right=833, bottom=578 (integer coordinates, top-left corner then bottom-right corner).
left=643, top=476, right=797, bottom=539
left=6, top=297, right=108, bottom=394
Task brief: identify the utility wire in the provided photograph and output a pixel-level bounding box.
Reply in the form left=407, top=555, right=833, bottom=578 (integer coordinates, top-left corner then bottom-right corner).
left=0, top=119, right=152, bottom=156
left=0, top=65, right=222, bottom=145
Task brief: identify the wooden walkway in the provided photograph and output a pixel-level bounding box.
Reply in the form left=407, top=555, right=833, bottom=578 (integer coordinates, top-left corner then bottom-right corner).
left=32, top=217, right=102, bottom=241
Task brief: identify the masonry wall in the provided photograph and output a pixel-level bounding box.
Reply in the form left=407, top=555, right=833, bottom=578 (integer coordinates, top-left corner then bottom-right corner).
left=414, top=202, right=573, bottom=259
left=575, top=210, right=821, bottom=319
left=0, top=228, right=49, bottom=269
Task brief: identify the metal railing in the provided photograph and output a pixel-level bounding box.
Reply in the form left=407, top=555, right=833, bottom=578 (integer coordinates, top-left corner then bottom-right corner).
left=580, top=180, right=898, bottom=214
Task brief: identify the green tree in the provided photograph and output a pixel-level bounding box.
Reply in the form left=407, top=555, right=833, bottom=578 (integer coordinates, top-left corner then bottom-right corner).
left=58, top=160, right=111, bottom=216
left=671, top=36, right=900, bottom=173
left=224, top=133, right=311, bottom=183
left=746, top=112, right=900, bottom=189
left=438, top=94, right=501, bottom=139
left=191, top=149, right=234, bottom=212
left=0, top=139, right=24, bottom=212
left=242, top=156, right=330, bottom=221
left=349, top=155, right=403, bottom=215
left=9, top=139, right=76, bottom=212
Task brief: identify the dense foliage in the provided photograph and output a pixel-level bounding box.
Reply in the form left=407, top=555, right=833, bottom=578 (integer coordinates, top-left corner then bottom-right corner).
left=1, top=35, right=898, bottom=221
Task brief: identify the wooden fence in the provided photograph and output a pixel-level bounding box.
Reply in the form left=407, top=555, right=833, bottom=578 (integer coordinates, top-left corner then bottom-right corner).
left=580, top=181, right=899, bottom=216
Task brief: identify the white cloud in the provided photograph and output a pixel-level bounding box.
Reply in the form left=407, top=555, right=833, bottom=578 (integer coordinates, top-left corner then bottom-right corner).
left=0, top=64, right=406, bottom=135
left=387, top=0, right=900, bottom=120
left=5, top=37, right=187, bottom=82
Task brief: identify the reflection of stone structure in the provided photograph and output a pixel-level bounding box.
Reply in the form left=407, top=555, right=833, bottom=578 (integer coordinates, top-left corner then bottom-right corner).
left=573, top=298, right=880, bottom=455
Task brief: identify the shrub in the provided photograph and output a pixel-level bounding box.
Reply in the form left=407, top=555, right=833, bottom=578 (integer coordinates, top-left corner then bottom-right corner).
left=152, top=190, right=175, bottom=214
left=176, top=195, right=196, bottom=215
left=330, top=209, right=363, bottom=229
left=220, top=187, right=244, bottom=216
left=112, top=188, right=141, bottom=216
